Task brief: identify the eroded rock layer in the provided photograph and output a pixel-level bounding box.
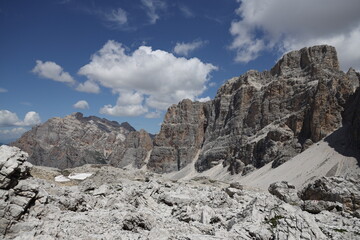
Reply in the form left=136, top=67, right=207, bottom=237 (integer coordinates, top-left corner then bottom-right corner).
left=12, top=112, right=152, bottom=169
left=149, top=45, right=360, bottom=174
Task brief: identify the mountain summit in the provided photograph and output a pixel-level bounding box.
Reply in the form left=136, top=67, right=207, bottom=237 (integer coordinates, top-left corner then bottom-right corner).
left=12, top=112, right=152, bottom=169
left=148, top=45, right=359, bottom=174
left=12, top=45, right=360, bottom=176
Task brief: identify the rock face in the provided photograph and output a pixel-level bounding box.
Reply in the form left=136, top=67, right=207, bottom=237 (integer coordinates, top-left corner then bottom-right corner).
left=12, top=112, right=152, bottom=169
left=268, top=181, right=302, bottom=205
left=149, top=45, right=360, bottom=174
left=299, top=176, right=360, bottom=215
left=343, top=69, right=360, bottom=148
left=2, top=152, right=360, bottom=240
left=148, top=99, right=209, bottom=172
left=0, top=146, right=43, bottom=235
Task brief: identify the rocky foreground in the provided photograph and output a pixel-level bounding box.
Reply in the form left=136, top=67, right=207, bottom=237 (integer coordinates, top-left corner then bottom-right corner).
left=1, top=145, right=360, bottom=240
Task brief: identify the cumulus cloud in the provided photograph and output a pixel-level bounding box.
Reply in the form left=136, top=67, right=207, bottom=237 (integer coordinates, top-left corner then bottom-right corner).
left=0, top=127, right=27, bottom=142
left=73, top=100, right=90, bottom=109
left=32, top=60, right=76, bottom=84
left=76, top=81, right=100, bottom=93
left=78, top=40, right=217, bottom=116
left=0, top=110, right=41, bottom=127
left=0, top=88, right=7, bottom=93
left=230, top=0, right=360, bottom=70
left=32, top=61, right=102, bottom=94
left=23, top=112, right=41, bottom=126
left=173, top=40, right=207, bottom=56
left=141, top=0, right=166, bottom=24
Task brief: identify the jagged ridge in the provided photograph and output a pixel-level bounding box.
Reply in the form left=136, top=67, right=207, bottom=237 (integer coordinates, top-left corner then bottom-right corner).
left=148, top=45, right=360, bottom=174
left=11, top=112, right=152, bottom=169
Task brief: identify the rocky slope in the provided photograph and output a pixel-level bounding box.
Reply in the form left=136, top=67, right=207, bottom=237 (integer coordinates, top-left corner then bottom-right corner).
left=1, top=145, right=360, bottom=240
left=11, top=112, right=152, bottom=169
left=149, top=45, right=360, bottom=174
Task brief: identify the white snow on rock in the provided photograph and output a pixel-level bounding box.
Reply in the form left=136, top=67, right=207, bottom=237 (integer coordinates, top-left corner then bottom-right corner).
left=68, top=172, right=93, bottom=180
left=55, top=175, right=70, bottom=182
left=55, top=172, right=93, bottom=182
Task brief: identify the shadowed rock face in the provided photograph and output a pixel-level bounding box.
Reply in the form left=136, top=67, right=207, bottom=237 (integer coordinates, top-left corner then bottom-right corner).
left=149, top=45, right=360, bottom=174
left=343, top=70, right=360, bottom=149
left=11, top=113, right=152, bottom=169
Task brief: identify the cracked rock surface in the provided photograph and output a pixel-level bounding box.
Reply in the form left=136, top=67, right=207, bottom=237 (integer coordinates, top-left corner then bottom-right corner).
left=2, top=146, right=360, bottom=240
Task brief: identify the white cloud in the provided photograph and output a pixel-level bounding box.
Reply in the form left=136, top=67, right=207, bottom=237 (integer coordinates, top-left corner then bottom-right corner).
left=23, top=112, right=41, bottom=126
left=196, top=96, right=211, bottom=102
left=179, top=5, right=194, bottom=18
left=32, top=60, right=76, bottom=84
left=0, top=110, right=19, bottom=127
left=208, top=82, right=216, bottom=87
left=230, top=0, right=360, bottom=70
left=0, top=127, right=27, bottom=142
left=0, top=127, right=27, bottom=136
left=104, top=8, right=127, bottom=26
left=0, top=88, right=7, bottom=93
left=0, top=110, right=41, bottom=127
left=78, top=40, right=217, bottom=116
left=145, top=111, right=162, bottom=119
left=141, top=0, right=166, bottom=24
left=76, top=80, right=100, bottom=93
left=73, top=100, right=90, bottom=109
left=173, top=40, right=207, bottom=56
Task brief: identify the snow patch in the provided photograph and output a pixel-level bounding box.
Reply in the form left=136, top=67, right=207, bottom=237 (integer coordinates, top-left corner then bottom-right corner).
left=55, top=175, right=71, bottom=182
left=68, top=172, right=93, bottom=180
left=54, top=172, right=93, bottom=182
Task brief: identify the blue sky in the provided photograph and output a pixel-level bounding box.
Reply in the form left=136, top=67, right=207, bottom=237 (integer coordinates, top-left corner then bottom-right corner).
left=1, top=0, right=360, bottom=142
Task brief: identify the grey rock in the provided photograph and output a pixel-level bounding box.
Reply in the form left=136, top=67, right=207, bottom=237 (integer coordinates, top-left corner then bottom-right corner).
left=224, top=187, right=242, bottom=198
left=268, top=181, right=302, bottom=205
left=122, top=212, right=155, bottom=231
left=149, top=45, right=359, bottom=175
left=0, top=146, right=39, bottom=236
left=12, top=112, right=152, bottom=169
left=229, top=182, right=243, bottom=190
left=1, top=161, right=360, bottom=239
left=0, top=146, right=31, bottom=189
left=299, top=176, right=360, bottom=213
left=92, top=184, right=109, bottom=196
left=148, top=99, right=209, bottom=173
left=302, top=200, right=342, bottom=214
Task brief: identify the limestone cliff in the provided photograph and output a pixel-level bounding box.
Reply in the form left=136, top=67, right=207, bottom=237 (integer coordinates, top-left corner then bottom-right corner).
left=343, top=68, right=360, bottom=149
left=11, top=112, right=152, bottom=169
left=149, top=45, right=360, bottom=174
left=147, top=99, right=210, bottom=172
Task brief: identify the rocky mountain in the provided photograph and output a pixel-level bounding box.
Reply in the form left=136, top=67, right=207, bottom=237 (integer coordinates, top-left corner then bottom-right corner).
left=11, top=112, right=152, bottom=169
left=10, top=45, right=360, bottom=178
left=2, top=45, right=360, bottom=239
left=148, top=45, right=360, bottom=174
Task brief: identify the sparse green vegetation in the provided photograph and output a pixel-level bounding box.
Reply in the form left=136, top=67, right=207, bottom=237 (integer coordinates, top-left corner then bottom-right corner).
left=333, top=228, right=347, bottom=233
left=265, top=215, right=284, bottom=228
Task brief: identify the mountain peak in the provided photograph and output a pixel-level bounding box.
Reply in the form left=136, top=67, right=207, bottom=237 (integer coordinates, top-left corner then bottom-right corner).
left=271, top=45, right=339, bottom=76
